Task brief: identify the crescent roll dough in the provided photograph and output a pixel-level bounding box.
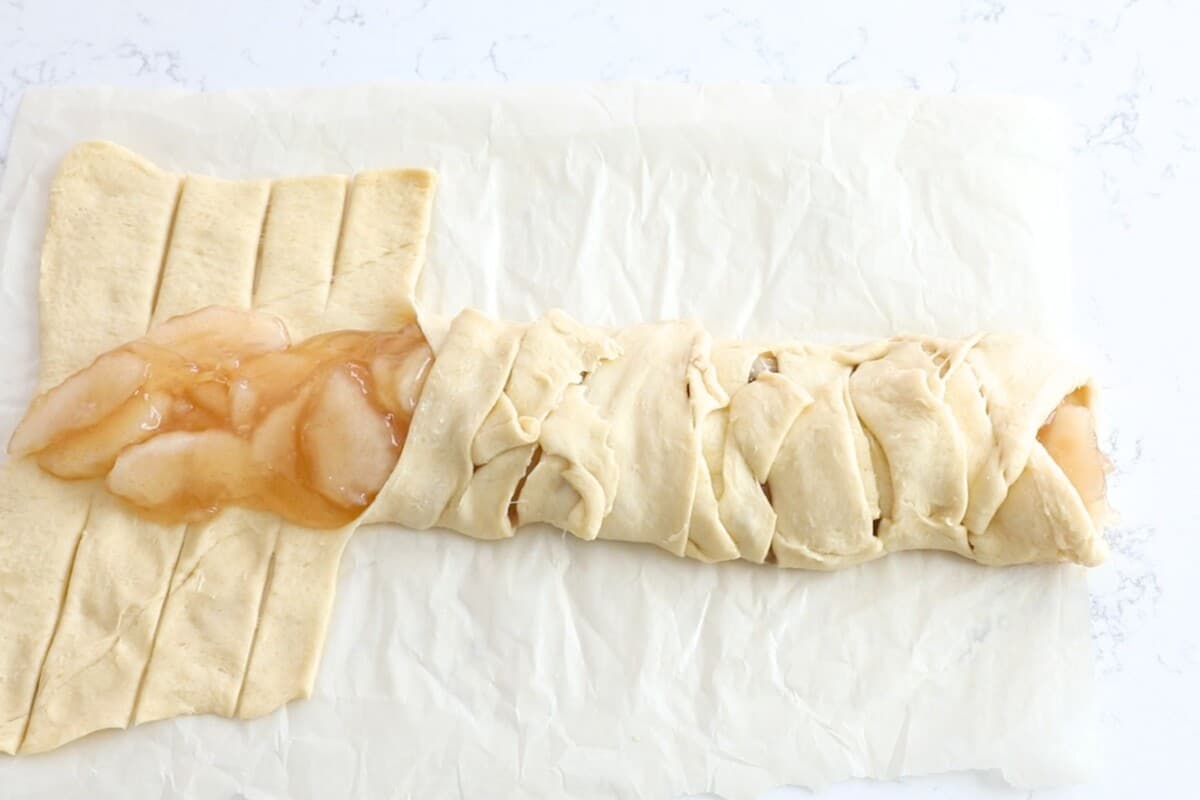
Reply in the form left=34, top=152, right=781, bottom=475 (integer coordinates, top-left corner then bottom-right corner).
left=367, top=312, right=1108, bottom=570
left=0, top=141, right=1107, bottom=757
left=0, top=142, right=437, bottom=755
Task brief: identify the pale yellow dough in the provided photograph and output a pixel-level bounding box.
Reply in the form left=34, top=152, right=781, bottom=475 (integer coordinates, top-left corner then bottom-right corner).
left=1, top=142, right=437, bottom=754
left=0, top=141, right=1107, bottom=756
left=391, top=319, right=1106, bottom=572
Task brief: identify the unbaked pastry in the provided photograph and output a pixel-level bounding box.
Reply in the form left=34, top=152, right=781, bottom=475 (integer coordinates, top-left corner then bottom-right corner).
left=0, top=141, right=1109, bottom=756
left=0, top=142, right=436, bottom=754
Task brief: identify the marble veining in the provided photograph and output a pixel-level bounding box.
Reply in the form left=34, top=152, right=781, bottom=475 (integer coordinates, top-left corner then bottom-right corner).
left=0, top=1, right=1196, bottom=797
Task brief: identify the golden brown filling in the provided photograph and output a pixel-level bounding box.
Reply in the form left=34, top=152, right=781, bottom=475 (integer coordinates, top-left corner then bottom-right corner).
left=1036, top=388, right=1110, bottom=521
left=8, top=307, right=433, bottom=528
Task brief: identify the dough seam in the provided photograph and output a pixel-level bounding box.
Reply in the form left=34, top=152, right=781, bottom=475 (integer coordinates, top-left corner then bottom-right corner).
left=126, top=520, right=189, bottom=725
left=321, top=173, right=355, bottom=314
left=146, top=179, right=185, bottom=326
left=17, top=503, right=90, bottom=750
left=232, top=532, right=279, bottom=718
left=509, top=443, right=544, bottom=526
left=247, top=184, right=278, bottom=304
left=473, top=354, right=603, bottom=538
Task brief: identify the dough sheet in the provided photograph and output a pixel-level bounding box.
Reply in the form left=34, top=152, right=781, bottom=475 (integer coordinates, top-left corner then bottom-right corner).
left=0, top=85, right=1098, bottom=795
left=1, top=142, right=436, bottom=754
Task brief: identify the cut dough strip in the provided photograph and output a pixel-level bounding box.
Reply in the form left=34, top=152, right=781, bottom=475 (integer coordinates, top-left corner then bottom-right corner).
left=130, top=174, right=274, bottom=726
left=240, top=167, right=436, bottom=719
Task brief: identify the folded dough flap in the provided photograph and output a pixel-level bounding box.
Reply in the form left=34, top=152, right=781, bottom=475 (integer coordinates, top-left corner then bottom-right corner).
left=850, top=339, right=974, bottom=558
left=369, top=313, right=1107, bottom=570
left=367, top=308, right=624, bottom=541
left=964, top=337, right=1109, bottom=566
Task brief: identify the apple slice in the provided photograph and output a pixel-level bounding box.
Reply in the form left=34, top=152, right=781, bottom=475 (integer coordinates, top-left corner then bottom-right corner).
left=301, top=366, right=399, bottom=508
left=146, top=306, right=290, bottom=367
left=108, top=429, right=260, bottom=513
left=38, top=391, right=171, bottom=479
left=187, top=381, right=229, bottom=418
left=8, top=350, right=148, bottom=456
left=370, top=345, right=433, bottom=418
left=229, top=352, right=319, bottom=430
left=252, top=391, right=311, bottom=482
left=1037, top=393, right=1110, bottom=522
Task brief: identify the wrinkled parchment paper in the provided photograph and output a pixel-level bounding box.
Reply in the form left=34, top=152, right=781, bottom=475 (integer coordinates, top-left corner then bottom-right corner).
left=0, top=85, right=1095, bottom=798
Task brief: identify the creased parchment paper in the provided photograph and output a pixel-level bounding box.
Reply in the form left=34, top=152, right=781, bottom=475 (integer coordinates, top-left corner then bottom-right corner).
left=0, top=85, right=1095, bottom=798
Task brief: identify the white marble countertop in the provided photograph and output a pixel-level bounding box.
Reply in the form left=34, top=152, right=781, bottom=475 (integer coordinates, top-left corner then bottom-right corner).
left=0, top=1, right=1194, bottom=797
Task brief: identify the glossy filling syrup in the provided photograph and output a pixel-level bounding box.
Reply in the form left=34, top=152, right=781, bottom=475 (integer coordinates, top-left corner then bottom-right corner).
left=8, top=306, right=433, bottom=528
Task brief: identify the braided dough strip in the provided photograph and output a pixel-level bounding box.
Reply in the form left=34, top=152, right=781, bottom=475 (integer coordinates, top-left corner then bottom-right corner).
left=373, top=312, right=1107, bottom=570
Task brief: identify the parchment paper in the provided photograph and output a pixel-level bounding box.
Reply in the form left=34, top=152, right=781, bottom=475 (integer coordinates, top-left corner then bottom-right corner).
left=0, top=85, right=1096, bottom=798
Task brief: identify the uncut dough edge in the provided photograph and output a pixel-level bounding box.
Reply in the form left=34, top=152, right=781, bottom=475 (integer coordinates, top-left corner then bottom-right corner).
left=5, top=141, right=439, bottom=754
